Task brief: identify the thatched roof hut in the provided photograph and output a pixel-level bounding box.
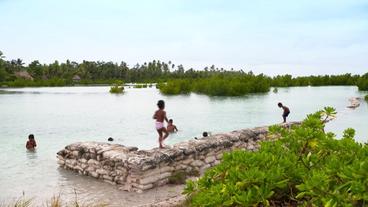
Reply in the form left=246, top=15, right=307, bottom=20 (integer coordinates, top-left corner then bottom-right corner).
left=72, top=75, right=81, bottom=82
left=15, top=71, right=34, bottom=80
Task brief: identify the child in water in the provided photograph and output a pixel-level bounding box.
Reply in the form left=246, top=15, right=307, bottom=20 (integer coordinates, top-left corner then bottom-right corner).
left=153, top=100, right=169, bottom=148
left=26, top=134, right=37, bottom=150
left=278, top=102, right=290, bottom=123
left=167, top=119, right=178, bottom=133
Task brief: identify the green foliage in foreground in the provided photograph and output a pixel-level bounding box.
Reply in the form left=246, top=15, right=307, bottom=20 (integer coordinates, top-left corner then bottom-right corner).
left=184, top=107, right=368, bottom=206
left=109, top=81, right=124, bottom=94
left=158, top=73, right=270, bottom=96
left=357, top=73, right=368, bottom=91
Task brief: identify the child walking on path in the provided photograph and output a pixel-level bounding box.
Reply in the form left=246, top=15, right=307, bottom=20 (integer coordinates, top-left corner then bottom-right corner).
left=153, top=100, right=169, bottom=148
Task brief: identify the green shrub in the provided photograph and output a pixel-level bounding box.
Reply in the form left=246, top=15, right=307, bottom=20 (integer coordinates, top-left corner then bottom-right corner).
left=365, top=95, right=368, bottom=102
left=159, top=74, right=270, bottom=96
left=109, top=80, right=124, bottom=94
left=184, top=107, right=368, bottom=206
left=159, top=79, right=192, bottom=95
left=357, top=73, right=368, bottom=91
left=133, top=83, right=148, bottom=88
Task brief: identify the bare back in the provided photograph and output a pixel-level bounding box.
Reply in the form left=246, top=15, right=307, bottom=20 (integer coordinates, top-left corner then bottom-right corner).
left=154, top=109, right=167, bottom=123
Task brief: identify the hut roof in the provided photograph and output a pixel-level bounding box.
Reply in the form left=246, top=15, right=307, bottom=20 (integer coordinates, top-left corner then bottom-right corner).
left=15, top=71, right=34, bottom=80
left=72, top=75, right=81, bottom=80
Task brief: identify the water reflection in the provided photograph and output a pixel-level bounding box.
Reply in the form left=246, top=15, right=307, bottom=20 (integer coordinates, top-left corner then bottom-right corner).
left=26, top=149, right=38, bottom=167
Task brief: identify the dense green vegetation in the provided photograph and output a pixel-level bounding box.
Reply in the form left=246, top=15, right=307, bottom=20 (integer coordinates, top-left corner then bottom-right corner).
left=158, top=73, right=270, bottom=96
left=109, top=81, right=124, bottom=94
left=357, top=73, right=368, bottom=91
left=1, top=51, right=367, bottom=95
left=271, top=73, right=360, bottom=87
left=184, top=107, right=368, bottom=206
left=158, top=73, right=364, bottom=96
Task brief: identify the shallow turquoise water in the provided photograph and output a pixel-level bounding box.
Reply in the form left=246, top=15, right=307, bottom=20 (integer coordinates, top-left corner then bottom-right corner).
left=0, top=86, right=367, bottom=204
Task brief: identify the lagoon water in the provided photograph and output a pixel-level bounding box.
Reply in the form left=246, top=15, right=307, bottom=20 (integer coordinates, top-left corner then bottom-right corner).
left=0, top=86, right=367, bottom=205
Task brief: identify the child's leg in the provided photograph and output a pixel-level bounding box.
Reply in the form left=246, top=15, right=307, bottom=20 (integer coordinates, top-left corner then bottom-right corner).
left=157, top=130, right=163, bottom=148
left=162, top=127, right=169, bottom=141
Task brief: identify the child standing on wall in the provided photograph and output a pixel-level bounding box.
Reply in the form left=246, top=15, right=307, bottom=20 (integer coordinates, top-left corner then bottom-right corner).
left=153, top=100, right=169, bottom=148
left=278, top=102, right=290, bottom=123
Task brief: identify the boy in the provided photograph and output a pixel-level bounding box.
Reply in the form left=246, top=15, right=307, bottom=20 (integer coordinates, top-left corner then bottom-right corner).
left=26, top=134, right=37, bottom=150
left=167, top=119, right=178, bottom=133
left=153, top=100, right=169, bottom=148
left=278, top=102, right=290, bottom=123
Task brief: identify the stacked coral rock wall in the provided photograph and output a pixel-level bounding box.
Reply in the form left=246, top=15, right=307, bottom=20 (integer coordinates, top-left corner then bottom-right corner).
left=56, top=123, right=297, bottom=192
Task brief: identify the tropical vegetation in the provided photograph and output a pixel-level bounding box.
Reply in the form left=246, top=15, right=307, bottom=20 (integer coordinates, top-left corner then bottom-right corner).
left=158, top=73, right=270, bottom=96
left=1, top=51, right=367, bottom=96
left=184, top=107, right=368, bottom=206
left=109, top=80, right=124, bottom=94
left=357, top=73, right=368, bottom=91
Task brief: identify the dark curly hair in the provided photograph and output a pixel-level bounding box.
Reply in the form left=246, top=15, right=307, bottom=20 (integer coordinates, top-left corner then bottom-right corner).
left=157, top=100, right=165, bottom=109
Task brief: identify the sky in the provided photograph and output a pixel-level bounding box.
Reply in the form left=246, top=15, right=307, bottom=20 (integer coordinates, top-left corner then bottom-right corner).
left=0, top=0, right=367, bottom=76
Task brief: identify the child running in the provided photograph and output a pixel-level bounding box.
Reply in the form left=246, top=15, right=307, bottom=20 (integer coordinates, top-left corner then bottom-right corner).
left=153, top=100, right=169, bottom=148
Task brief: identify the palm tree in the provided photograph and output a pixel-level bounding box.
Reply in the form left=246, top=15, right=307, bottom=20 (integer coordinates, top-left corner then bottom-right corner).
left=0, top=51, right=5, bottom=60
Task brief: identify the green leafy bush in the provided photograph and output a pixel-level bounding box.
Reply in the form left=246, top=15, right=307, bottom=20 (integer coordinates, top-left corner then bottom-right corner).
left=158, top=79, right=192, bottom=95
left=159, top=73, right=270, bottom=96
left=133, top=84, right=148, bottom=88
left=357, top=73, right=368, bottom=91
left=109, top=80, right=124, bottom=94
left=184, top=107, right=368, bottom=206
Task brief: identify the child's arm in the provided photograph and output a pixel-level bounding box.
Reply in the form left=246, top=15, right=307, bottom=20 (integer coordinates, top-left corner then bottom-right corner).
left=164, top=112, right=169, bottom=123
left=174, top=126, right=178, bottom=132
left=153, top=111, right=157, bottom=119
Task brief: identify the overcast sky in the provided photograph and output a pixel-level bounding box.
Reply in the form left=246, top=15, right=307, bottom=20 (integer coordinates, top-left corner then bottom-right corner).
left=1, top=0, right=367, bottom=76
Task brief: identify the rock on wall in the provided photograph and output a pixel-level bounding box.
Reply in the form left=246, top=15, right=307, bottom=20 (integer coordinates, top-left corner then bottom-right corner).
left=56, top=122, right=298, bottom=192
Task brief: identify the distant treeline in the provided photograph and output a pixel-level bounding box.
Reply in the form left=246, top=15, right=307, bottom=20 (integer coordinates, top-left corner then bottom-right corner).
left=0, top=51, right=367, bottom=95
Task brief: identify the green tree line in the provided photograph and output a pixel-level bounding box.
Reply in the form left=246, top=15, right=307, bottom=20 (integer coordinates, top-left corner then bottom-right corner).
left=1, top=51, right=367, bottom=93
